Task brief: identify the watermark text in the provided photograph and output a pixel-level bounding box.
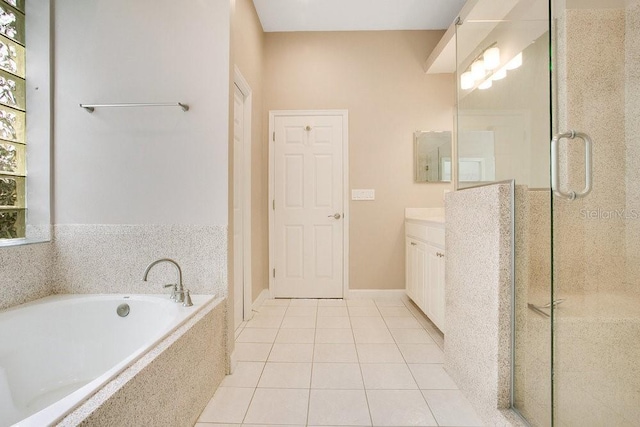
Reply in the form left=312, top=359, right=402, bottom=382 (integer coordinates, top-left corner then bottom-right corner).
left=580, top=208, right=639, bottom=220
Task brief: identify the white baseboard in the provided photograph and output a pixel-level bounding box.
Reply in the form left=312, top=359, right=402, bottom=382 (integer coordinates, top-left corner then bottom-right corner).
left=346, top=289, right=408, bottom=300
left=248, top=288, right=406, bottom=301
left=251, top=288, right=271, bottom=313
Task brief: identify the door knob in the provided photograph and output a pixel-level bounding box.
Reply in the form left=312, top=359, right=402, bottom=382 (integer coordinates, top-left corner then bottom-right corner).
left=328, top=213, right=341, bottom=219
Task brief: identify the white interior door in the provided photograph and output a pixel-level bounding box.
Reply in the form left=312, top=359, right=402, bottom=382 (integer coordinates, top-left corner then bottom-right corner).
left=272, top=113, right=345, bottom=298
left=233, top=85, right=245, bottom=329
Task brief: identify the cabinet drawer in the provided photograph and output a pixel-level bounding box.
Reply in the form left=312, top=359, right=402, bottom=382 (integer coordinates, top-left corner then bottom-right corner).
left=427, top=227, right=445, bottom=247
left=405, top=222, right=445, bottom=247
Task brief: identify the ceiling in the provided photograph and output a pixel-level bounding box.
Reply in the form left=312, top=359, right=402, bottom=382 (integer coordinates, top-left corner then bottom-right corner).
left=252, top=0, right=467, bottom=32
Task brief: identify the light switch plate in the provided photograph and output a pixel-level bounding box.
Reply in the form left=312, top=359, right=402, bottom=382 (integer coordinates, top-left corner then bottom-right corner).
left=352, top=189, right=375, bottom=201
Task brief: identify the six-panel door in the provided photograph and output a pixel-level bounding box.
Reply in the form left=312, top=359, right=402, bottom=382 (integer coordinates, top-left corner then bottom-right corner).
left=273, top=114, right=344, bottom=298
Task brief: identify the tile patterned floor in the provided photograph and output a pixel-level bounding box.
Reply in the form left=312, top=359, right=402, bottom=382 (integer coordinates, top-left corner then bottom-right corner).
left=196, top=297, right=483, bottom=427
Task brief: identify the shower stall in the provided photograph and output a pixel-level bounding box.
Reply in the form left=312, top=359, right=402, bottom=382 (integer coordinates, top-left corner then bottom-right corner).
left=455, top=0, right=640, bottom=425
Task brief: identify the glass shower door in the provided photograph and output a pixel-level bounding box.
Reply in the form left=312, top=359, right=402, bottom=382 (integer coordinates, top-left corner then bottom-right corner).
left=453, top=2, right=552, bottom=423
left=550, top=1, right=640, bottom=425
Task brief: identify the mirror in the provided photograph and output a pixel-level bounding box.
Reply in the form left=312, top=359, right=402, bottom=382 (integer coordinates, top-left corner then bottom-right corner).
left=457, top=130, right=496, bottom=183
left=414, top=131, right=452, bottom=183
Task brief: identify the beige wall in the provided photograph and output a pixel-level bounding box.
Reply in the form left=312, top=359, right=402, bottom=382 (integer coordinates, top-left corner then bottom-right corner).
left=264, top=31, right=454, bottom=290
left=232, top=0, right=268, bottom=303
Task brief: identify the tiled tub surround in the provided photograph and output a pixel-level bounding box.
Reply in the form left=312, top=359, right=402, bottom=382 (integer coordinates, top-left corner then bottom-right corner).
left=52, top=225, right=228, bottom=296
left=0, top=240, right=53, bottom=310
left=198, top=297, right=483, bottom=427
left=445, top=182, right=524, bottom=426
left=0, top=225, right=229, bottom=311
left=57, top=295, right=228, bottom=427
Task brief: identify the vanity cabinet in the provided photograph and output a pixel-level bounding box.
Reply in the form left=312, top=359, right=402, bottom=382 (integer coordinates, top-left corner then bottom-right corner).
left=405, top=220, right=445, bottom=332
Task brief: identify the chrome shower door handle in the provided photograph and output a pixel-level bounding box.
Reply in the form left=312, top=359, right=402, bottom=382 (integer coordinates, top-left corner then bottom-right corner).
left=551, top=130, right=593, bottom=200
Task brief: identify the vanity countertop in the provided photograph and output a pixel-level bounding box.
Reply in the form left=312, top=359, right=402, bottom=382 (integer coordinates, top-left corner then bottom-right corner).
left=405, top=208, right=445, bottom=226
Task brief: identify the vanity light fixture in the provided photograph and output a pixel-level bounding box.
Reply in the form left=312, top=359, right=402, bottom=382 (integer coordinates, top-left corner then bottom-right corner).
left=492, top=66, right=507, bottom=81
left=460, top=43, right=499, bottom=91
left=471, top=59, right=486, bottom=80
left=506, top=52, right=523, bottom=70
left=460, top=71, right=475, bottom=90
left=478, top=79, right=493, bottom=90
left=483, top=46, right=501, bottom=70
left=459, top=46, right=524, bottom=91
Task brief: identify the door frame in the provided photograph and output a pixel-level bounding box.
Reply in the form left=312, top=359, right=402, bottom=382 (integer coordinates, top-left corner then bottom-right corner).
left=268, top=110, right=350, bottom=299
left=233, top=66, right=253, bottom=321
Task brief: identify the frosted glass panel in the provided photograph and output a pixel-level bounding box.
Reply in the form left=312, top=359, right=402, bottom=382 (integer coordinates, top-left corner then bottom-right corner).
left=0, top=3, right=24, bottom=45
left=0, top=69, right=24, bottom=111
left=3, top=0, right=24, bottom=14
left=0, top=106, right=24, bottom=143
left=0, top=208, right=23, bottom=238
left=0, top=0, right=23, bottom=240
left=0, top=35, right=25, bottom=78
left=0, top=141, right=24, bottom=175
left=0, top=174, right=24, bottom=207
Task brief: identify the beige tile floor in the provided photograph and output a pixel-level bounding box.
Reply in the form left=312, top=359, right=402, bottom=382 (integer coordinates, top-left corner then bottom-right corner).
left=196, top=298, right=483, bottom=427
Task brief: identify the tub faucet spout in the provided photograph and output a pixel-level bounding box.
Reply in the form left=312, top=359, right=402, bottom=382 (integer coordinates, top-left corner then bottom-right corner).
left=142, top=258, right=184, bottom=303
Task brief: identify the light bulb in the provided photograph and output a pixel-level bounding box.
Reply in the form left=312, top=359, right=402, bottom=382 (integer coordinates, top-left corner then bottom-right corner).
left=460, top=71, right=474, bottom=90
left=483, top=47, right=500, bottom=70
left=478, top=79, right=492, bottom=90
left=506, top=52, right=523, bottom=70
left=492, top=67, right=507, bottom=81
left=471, top=59, right=486, bottom=80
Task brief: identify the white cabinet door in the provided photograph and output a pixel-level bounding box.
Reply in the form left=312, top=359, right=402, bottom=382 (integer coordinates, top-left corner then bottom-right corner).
left=405, top=238, right=415, bottom=300
left=426, top=244, right=446, bottom=332
left=406, top=237, right=427, bottom=310
left=405, top=222, right=445, bottom=332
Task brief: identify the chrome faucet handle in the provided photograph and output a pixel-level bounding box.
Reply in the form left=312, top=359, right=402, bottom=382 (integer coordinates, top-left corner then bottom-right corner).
left=174, top=287, right=185, bottom=303
left=163, top=283, right=177, bottom=300
left=182, top=290, right=193, bottom=307
left=174, top=289, right=193, bottom=307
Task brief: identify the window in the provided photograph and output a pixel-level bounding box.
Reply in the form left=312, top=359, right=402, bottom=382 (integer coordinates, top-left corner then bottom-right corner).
left=0, top=0, right=25, bottom=239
